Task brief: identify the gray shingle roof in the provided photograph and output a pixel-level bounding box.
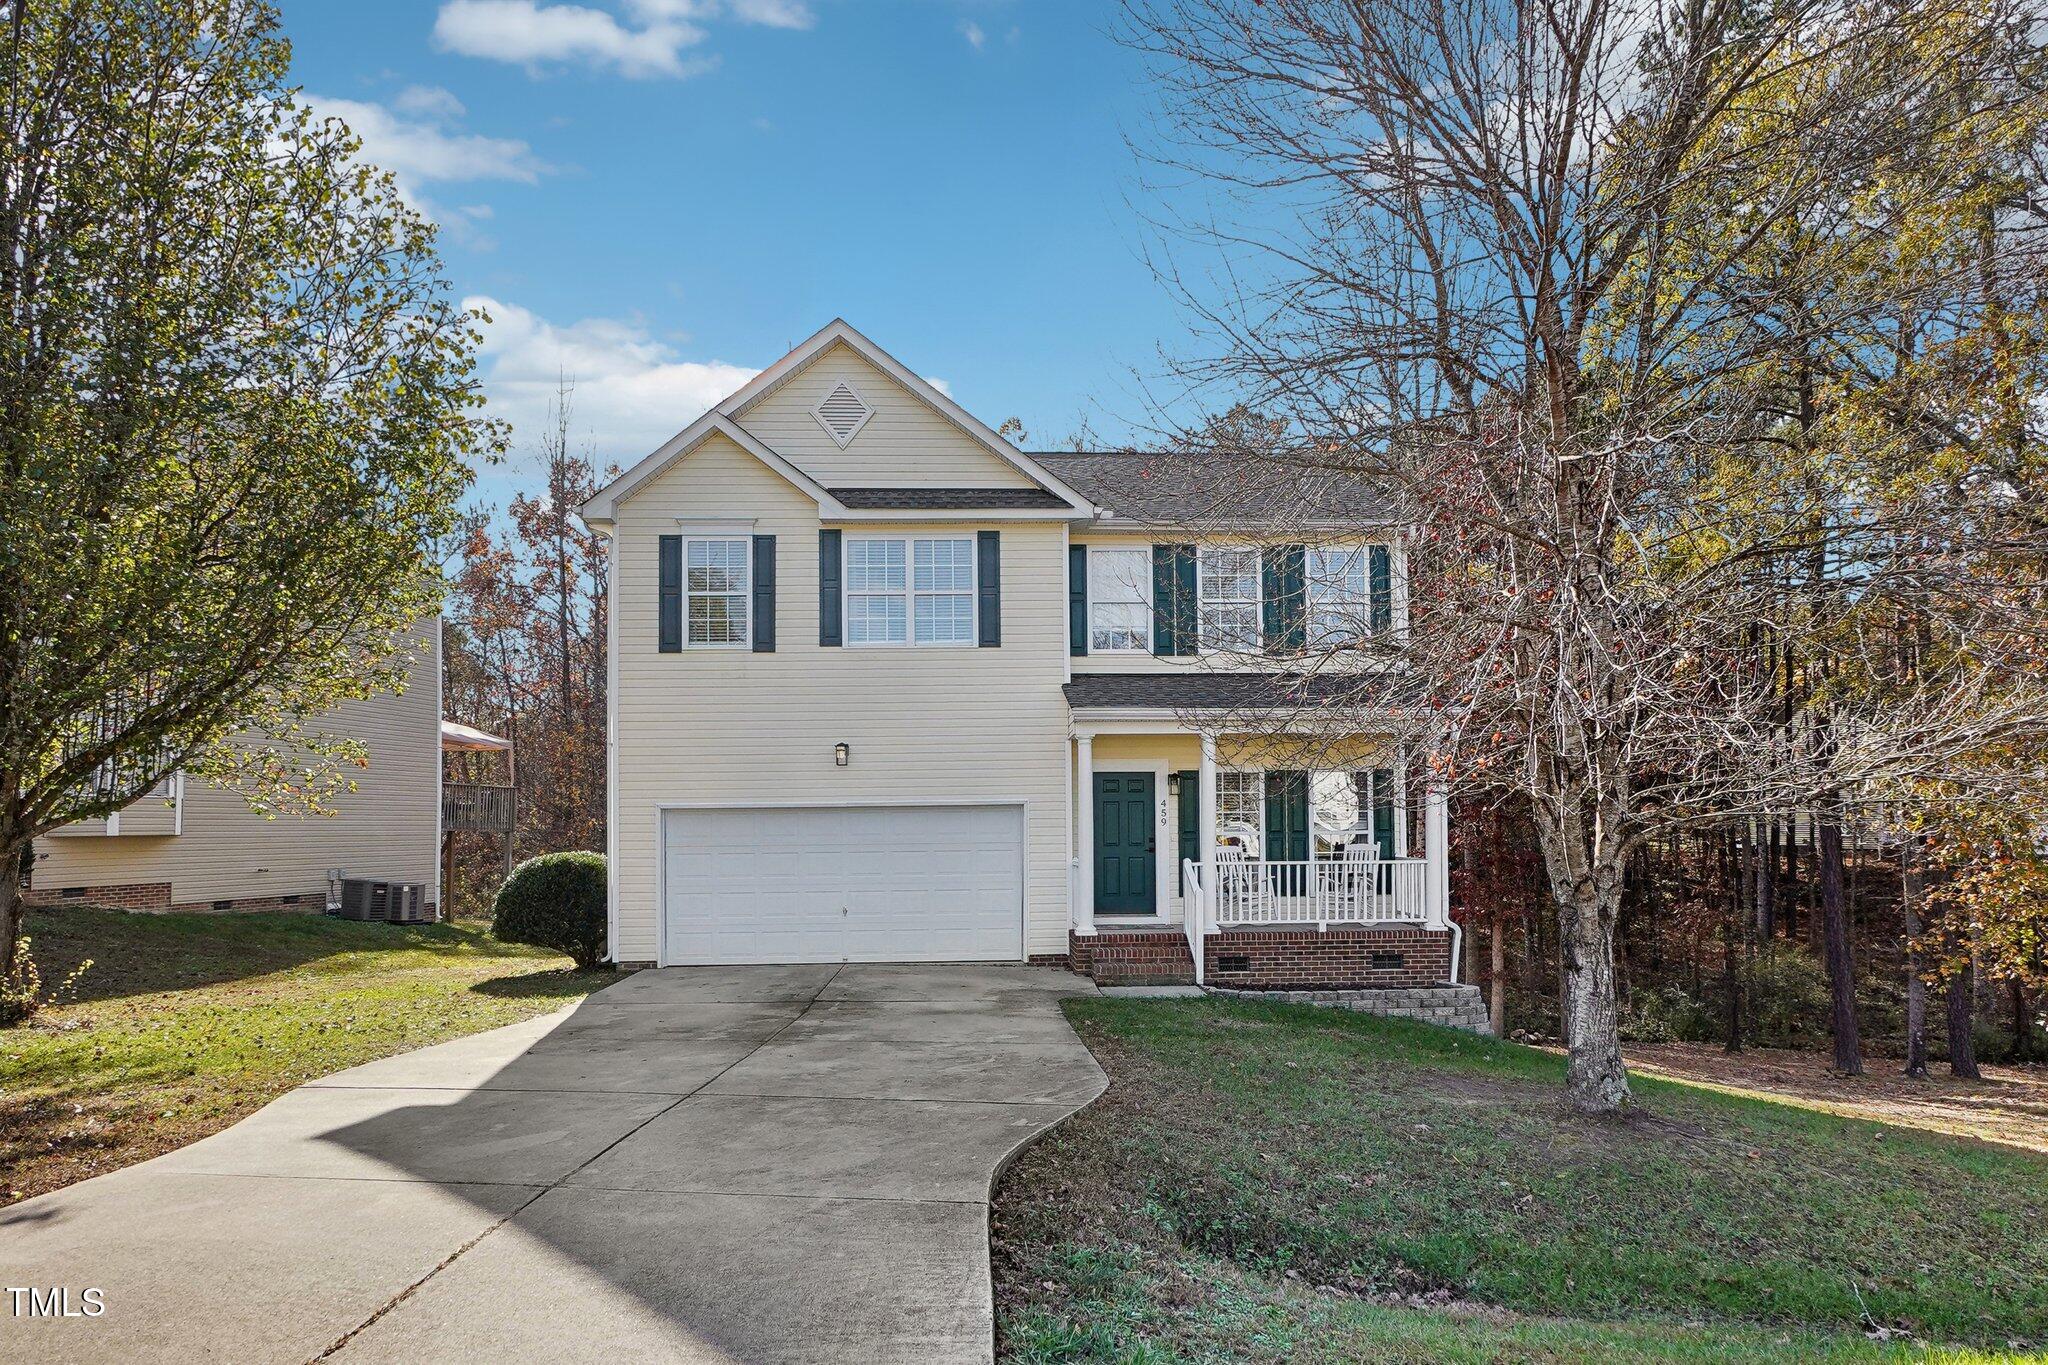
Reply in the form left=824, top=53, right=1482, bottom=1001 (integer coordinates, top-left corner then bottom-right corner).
left=1036, top=451, right=1394, bottom=526
left=1064, top=671, right=1419, bottom=712
left=828, top=486, right=1073, bottom=510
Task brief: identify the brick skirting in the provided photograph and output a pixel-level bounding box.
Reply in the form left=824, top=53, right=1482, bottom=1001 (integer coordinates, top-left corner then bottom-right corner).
left=1068, top=923, right=1456, bottom=991
left=22, top=881, right=171, bottom=911
left=25, top=882, right=435, bottom=919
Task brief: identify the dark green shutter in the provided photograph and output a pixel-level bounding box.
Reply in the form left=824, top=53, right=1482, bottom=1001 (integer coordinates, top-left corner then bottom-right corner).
left=818, top=530, right=842, bottom=647
left=1069, top=544, right=1088, bottom=656
left=1262, top=544, right=1305, bottom=654
left=977, top=530, right=1001, bottom=647
left=1266, top=770, right=1310, bottom=893
left=1153, top=544, right=1196, bottom=655
left=1369, top=545, right=1393, bottom=636
left=751, top=535, right=776, bottom=653
left=658, top=534, right=682, bottom=653
left=1176, top=770, right=1199, bottom=867
left=1371, top=767, right=1397, bottom=858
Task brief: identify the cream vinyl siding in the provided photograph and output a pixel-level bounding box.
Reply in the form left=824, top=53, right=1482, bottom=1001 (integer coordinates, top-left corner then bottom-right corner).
left=730, top=342, right=1039, bottom=490
left=33, top=627, right=441, bottom=908
left=609, top=432, right=1070, bottom=963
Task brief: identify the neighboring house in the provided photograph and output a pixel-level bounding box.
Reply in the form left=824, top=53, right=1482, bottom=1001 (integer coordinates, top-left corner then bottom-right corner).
left=26, top=625, right=445, bottom=916
left=580, top=320, right=1459, bottom=989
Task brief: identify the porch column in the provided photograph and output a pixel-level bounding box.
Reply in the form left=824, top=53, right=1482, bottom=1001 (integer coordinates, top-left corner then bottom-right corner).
left=1424, top=779, right=1450, bottom=927
left=1198, top=732, right=1218, bottom=933
left=1074, top=733, right=1096, bottom=937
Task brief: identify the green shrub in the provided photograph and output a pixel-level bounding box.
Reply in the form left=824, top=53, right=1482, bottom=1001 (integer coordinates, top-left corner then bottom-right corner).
left=491, top=852, right=608, bottom=969
left=0, top=934, right=92, bottom=1028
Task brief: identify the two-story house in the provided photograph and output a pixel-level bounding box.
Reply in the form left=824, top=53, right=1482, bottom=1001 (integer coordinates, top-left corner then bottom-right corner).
left=580, top=320, right=1460, bottom=990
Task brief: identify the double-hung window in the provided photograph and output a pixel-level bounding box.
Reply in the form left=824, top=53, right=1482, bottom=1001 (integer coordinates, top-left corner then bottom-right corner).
left=1217, top=769, right=1265, bottom=848
left=686, top=538, right=750, bottom=646
left=1197, top=546, right=1261, bottom=652
left=1307, top=546, right=1371, bottom=645
left=1088, top=547, right=1151, bottom=652
left=845, top=536, right=975, bottom=646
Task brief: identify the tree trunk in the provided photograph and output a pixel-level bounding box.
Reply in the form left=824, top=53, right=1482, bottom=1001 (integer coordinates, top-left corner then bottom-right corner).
left=1723, top=833, right=1743, bottom=1055
left=1947, top=954, right=1980, bottom=1080
left=0, top=838, right=22, bottom=984
left=1901, top=838, right=1928, bottom=1079
left=1555, top=876, right=1630, bottom=1111
left=2011, top=980, right=2034, bottom=1063
left=1489, top=922, right=1506, bottom=1037
left=1817, top=808, right=1862, bottom=1075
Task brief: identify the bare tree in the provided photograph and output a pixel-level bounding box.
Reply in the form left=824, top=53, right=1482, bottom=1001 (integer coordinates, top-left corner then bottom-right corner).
left=1120, top=0, right=2048, bottom=1108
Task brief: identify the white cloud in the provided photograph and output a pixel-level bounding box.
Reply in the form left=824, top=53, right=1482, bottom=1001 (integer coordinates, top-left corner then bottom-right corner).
left=466, top=296, right=761, bottom=464
left=958, top=19, right=986, bottom=49
left=727, top=0, right=813, bottom=29
left=393, top=84, right=467, bottom=120
left=304, top=94, right=545, bottom=186
left=433, top=0, right=712, bottom=80
left=924, top=376, right=953, bottom=398
left=433, top=0, right=807, bottom=79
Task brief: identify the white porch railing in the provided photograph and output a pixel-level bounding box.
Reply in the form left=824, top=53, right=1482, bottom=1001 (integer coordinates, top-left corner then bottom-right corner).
left=1209, top=857, right=1428, bottom=928
left=1181, top=859, right=1206, bottom=985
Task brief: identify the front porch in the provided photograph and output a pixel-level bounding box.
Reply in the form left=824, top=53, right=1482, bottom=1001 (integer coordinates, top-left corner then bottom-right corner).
left=1067, top=717, right=1458, bottom=990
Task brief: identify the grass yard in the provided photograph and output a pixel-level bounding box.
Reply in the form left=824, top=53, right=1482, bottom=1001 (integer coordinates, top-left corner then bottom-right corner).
left=994, top=998, right=2048, bottom=1363
left=0, top=905, right=610, bottom=1202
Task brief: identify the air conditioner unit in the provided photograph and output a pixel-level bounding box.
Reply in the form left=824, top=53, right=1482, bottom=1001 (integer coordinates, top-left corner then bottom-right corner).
left=336, top=878, right=429, bottom=923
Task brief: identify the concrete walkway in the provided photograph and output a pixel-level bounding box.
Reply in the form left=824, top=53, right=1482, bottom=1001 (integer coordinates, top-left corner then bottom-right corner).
left=0, top=963, right=1105, bottom=1364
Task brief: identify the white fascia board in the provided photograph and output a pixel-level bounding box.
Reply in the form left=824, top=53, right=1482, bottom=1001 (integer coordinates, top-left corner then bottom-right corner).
left=718, top=319, right=1098, bottom=515
left=821, top=507, right=1080, bottom=524
left=580, top=412, right=846, bottom=522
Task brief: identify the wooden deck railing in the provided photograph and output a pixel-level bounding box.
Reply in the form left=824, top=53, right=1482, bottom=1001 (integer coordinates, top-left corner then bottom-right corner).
left=442, top=782, right=515, bottom=833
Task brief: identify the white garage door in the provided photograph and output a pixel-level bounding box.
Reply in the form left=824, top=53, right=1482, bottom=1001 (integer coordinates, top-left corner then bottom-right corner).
left=661, top=805, right=1025, bottom=965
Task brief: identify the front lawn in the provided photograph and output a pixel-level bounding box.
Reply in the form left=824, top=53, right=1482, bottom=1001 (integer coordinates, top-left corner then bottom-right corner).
left=1, top=905, right=610, bottom=1202
left=994, top=998, right=2048, bottom=1362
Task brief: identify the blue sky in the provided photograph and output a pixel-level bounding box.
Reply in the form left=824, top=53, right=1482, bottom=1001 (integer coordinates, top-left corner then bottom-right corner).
left=276, top=0, right=1201, bottom=509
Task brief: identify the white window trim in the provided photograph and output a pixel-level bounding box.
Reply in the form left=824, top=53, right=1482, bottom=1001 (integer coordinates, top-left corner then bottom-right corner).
left=1086, top=544, right=1152, bottom=654
left=842, top=534, right=978, bottom=649
left=683, top=535, right=752, bottom=650
left=1216, top=768, right=1265, bottom=848
left=1307, top=543, right=1375, bottom=646
left=1197, top=544, right=1263, bottom=655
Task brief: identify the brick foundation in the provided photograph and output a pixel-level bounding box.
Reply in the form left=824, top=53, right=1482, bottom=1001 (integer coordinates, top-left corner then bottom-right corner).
left=1212, top=983, right=1492, bottom=1033
left=1204, top=924, right=1453, bottom=991
left=25, top=882, right=435, bottom=919
left=22, top=881, right=171, bottom=911
left=1068, top=924, right=1456, bottom=991
left=1027, top=952, right=1073, bottom=970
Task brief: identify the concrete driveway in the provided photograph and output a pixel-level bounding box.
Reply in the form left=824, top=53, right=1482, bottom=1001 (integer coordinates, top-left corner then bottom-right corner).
left=0, top=963, right=1104, bottom=1364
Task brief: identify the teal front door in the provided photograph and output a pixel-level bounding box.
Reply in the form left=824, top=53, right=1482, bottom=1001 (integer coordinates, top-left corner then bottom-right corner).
left=1093, top=772, right=1156, bottom=914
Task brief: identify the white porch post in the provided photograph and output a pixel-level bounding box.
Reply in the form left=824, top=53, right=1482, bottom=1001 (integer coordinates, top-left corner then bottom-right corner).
left=1197, top=732, right=1218, bottom=933
left=1074, top=733, right=1096, bottom=937
left=1424, top=779, right=1450, bottom=928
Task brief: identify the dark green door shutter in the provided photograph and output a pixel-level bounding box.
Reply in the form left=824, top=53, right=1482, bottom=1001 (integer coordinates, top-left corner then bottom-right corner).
left=658, top=534, right=682, bottom=653
left=1369, top=545, right=1393, bottom=636
left=818, top=529, right=842, bottom=647
left=1069, top=544, right=1088, bottom=656
left=751, top=534, right=776, bottom=653
left=1093, top=772, right=1157, bottom=914
left=1266, top=770, right=1309, bottom=893
left=1371, top=767, right=1397, bottom=858
left=1153, top=544, right=1196, bottom=655
left=1262, top=544, right=1305, bottom=654
left=1176, top=770, right=1199, bottom=867
left=977, top=530, right=1001, bottom=647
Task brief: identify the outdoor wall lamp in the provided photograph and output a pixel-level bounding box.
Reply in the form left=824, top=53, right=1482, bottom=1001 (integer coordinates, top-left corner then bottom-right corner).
left=834, top=742, right=850, bottom=767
